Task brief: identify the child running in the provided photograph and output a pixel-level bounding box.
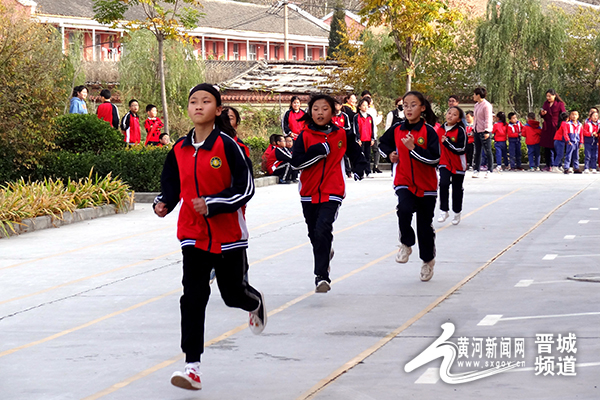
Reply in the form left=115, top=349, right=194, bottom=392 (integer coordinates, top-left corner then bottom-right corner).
left=492, top=112, right=508, bottom=171
left=435, top=106, right=467, bottom=226
left=353, top=98, right=376, bottom=176
left=154, top=83, right=266, bottom=391
left=379, top=91, right=440, bottom=282
left=291, top=94, right=369, bottom=293
left=582, top=110, right=599, bottom=173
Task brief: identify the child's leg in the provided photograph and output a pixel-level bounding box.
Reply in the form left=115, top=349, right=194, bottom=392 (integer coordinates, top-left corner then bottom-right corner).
left=553, top=141, right=564, bottom=167
left=564, top=142, right=574, bottom=169
left=466, top=142, right=474, bottom=168
left=215, top=249, right=261, bottom=311
left=395, top=188, right=417, bottom=247
left=509, top=138, right=517, bottom=168
left=362, top=142, right=372, bottom=174
left=584, top=138, right=592, bottom=169
left=502, top=142, right=509, bottom=167
left=534, top=144, right=541, bottom=168
left=180, top=247, right=215, bottom=363
left=527, top=145, right=535, bottom=168
left=302, top=201, right=339, bottom=281
left=415, top=196, right=437, bottom=262
left=438, top=167, right=451, bottom=212
left=591, top=141, right=598, bottom=169
left=451, top=172, right=465, bottom=213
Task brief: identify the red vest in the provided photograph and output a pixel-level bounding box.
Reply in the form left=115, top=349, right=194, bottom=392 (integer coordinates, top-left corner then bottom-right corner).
left=357, top=113, right=374, bottom=142
left=493, top=122, right=507, bottom=142
left=507, top=121, right=523, bottom=138
left=466, top=125, right=474, bottom=144
left=331, top=113, right=346, bottom=129
left=286, top=110, right=305, bottom=135
left=436, top=124, right=467, bottom=174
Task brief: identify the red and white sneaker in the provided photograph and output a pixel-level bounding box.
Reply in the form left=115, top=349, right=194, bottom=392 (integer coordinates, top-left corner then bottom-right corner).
left=249, top=291, right=267, bottom=334
left=171, top=363, right=202, bottom=390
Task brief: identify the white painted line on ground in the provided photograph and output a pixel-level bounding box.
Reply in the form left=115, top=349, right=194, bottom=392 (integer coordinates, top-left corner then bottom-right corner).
left=590, top=208, right=599, bottom=211
left=477, top=314, right=503, bottom=326
left=579, top=220, right=590, bottom=224
left=415, top=368, right=440, bottom=384
left=564, top=235, right=576, bottom=240
left=557, top=253, right=600, bottom=258
left=531, top=279, right=574, bottom=285
left=501, top=311, right=600, bottom=322
left=515, top=280, right=533, bottom=287
left=542, top=254, right=558, bottom=260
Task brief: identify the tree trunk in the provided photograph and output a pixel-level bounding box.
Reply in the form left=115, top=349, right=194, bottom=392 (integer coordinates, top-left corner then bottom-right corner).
left=406, top=72, right=412, bottom=93
left=157, top=36, right=169, bottom=134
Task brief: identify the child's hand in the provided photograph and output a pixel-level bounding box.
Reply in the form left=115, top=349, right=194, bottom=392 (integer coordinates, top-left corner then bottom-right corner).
left=192, top=197, right=208, bottom=215
left=389, top=151, right=399, bottom=163
left=154, top=202, right=168, bottom=218
left=401, top=133, right=415, bottom=150
left=441, top=134, right=447, bottom=142
left=358, top=140, right=362, bottom=145
left=371, top=140, right=374, bottom=146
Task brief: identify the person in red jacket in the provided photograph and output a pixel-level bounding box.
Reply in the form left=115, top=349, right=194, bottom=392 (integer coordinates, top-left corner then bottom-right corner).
left=492, top=112, right=508, bottom=171
left=153, top=83, right=266, bottom=391
left=522, top=112, right=542, bottom=171
left=379, top=91, right=440, bottom=282
left=507, top=112, right=523, bottom=170
left=582, top=110, right=599, bottom=173
left=282, top=96, right=306, bottom=139
left=552, top=112, right=571, bottom=172
left=353, top=98, right=376, bottom=176
left=96, top=89, right=119, bottom=129
left=121, top=99, right=141, bottom=145
left=261, top=134, right=278, bottom=173
left=291, top=94, right=369, bottom=293
left=266, top=134, right=294, bottom=183
left=436, top=106, right=467, bottom=226
left=332, top=98, right=353, bottom=178
left=465, top=111, right=475, bottom=169
left=144, top=104, right=164, bottom=146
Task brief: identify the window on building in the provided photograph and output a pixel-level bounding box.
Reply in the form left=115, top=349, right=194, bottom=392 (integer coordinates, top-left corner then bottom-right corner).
left=319, top=48, right=324, bottom=60
left=95, top=33, right=102, bottom=60
left=233, top=43, right=239, bottom=60
left=306, top=48, right=312, bottom=61
left=274, top=46, right=279, bottom=60
left=249, top=44, right=256, bottom=60
left=264, top=45, right=268, bottom=59
left=213, top=41, right=217, bottom=57
left=292, top=47, right=297, bottom=61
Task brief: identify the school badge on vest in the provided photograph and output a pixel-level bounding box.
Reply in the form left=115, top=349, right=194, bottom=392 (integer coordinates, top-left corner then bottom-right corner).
left=451, top=136, right=456, bottom=142
left=210, top=157, right=222, bottom=169
left=417, top=137, right=425, bottom=145
left=338, top=140, right=343, bottom=149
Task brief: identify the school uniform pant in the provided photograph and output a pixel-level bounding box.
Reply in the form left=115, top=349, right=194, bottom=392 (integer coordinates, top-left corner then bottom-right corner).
left=495, top=141, right=508, bottom=167
left=395, top=188, right=436, bottom=262
left=272, top=162, right=294, bottom=182
left=474, top=131, right=494, bottom=172
left=466, top=142, right=474, bottom=168
left=372, top=138, right=380, bottom=169
left=180, top=247, right=261, bottom=363
left=302, top=200, right=340, bottom=281
left=508, top=137, right=522, bottom=169
left=564, top=141, right=579, bottom=170
left=439, top=168, right=465, bottom=214
left=361, top=141, right=372, bottom=174
left=544, top=147, right=555, bottom=169
left=583, top=137, right=598, bottom=170
left=527, top=144, right=541, bottom=168
left=553, top=140, right=565, bottom=168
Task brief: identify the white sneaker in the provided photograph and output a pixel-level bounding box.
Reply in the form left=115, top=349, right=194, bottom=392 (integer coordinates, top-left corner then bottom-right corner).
left=437, top=211, right=449, bottom=223
left=568, top=167, right=574, bottom=174
left=171, top=363, right=202, bottom=390
left=495, top=165, right=502, bottom=172
left=249, top=291, right=267, bottom=334
left=452, top=213, right=461, bottom=225
left=583, top=169, right=590, bottom=174
left=592, top=169, right=598, bottom=174
left=472, top=171, right=479, bottom=178
left=396, top=244, right=412, bottom=263
left=484, top=171, right=489, bottom=178
left=551, top=166, right=559, bottom=173
left=420, top=259, right=435, bottom=282
left=315, top=279, right=331, bottom=293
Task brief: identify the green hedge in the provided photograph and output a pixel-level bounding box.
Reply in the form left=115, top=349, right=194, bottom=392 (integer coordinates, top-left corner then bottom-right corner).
left=53, top=114, right=125, bottom=154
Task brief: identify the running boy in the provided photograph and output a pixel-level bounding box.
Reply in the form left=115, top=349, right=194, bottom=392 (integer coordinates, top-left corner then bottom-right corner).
left=154, top=83, right=266, bottom=391
left=291, top=94, right=369, bottom=293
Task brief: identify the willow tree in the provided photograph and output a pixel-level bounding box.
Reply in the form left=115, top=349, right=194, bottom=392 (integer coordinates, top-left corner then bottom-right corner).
left=476, top=0, right=566, bottom=112
left=93, top=0, right=203, bottom=134
left=358, top=0, right=462, bottom=92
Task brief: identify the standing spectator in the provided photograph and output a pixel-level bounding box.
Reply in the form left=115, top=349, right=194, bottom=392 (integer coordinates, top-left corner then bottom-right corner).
left=522, top=112, right=542, bottom=171
left=361, top=91, right=383, bottom=173
left=562, top=110, right=582, bottom=174
left=353, top=98, right=376, bottom=176
left=96, top=89, right=119, bottom=129
left=507, top=112, right=523, bottom=170
left=121, top=99, right=141, bottom=145
left=144, top=104, right=164, bottom=146
left=385, top=97, right=405, bottom=131
left=472, top=87, right=495, bottom=178
left=342, top=93, right=358, bottom=122
left=582, top=110, right=599, bottom=173
left=282, top=96, right=305, bottom=139
left=69, top=85, right=88, bottom=114
left=465, top=111, right=475, bottom=169
left=540, top=89, right=566, bottom=171
left=493, top=112, right=509, bottom=171
left=552, top=112, right=570, bottom=173
left=223, top=106, right=250, bottom=158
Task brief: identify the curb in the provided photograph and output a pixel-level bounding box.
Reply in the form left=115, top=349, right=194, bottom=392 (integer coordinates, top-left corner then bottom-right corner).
left=134, top=175, right=280, bottom=203
left=0, top=203, right=134, bottom=239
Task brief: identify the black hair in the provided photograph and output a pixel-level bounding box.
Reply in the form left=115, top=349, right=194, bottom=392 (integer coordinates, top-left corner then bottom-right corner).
left=466, top=110, right=474, bottom=117
left=395, top=96, right=403, bottom=106
left=357, top=98, right=370, bottom=109
left=146, top=104, right=156, bottom=113
left=343, top=94, right=356, bottom=103
left=527, top=112, right=536, bottom=120
left=507, top=112, right=517, bottom=120
left=216, top=110, right=237, bottom=138
left=546, top=89, right=563, bottom=104
left=128, top=99, right=139, bottom=107
left=474, top=87, right=487, bottom=99
left=496, top=112, right=507, bottom=125
left=223, top=106, right=241, bottom=126
left=559, top=112, right=569, bottom=121
left=589, top=109, right=599, bottom=119
left=100, top=89, right=111, bottom=99
left=333, top=97, right=342, bottom=105
left=403, top=91, right=437, bottom=126
left=360, top=90, right=371, bottom=97
left=269, top=133, right=280, bottom=145
left=447, top=106, right=465, bottom=128
left=72, top=85, right=88, bottom=98
left=298, top=94, right=336, bottom=126
left=448, top=94, right=460, bottom=102
left=289, top=96, right=301, bottom=110
left=159, top=132, right=169, bottom=140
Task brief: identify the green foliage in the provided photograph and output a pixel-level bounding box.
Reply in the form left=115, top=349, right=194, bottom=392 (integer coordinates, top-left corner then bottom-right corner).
left=53, top=114, right=125, bottom=154
left=119, top=30, right=204, bottom=111
left=237, top=107, right=281, bottom=138
left=328, top=0, right=347, bottom=60
left=476, top=0, right=567, bottom=112
left=243, top=136, right=270, bottom=177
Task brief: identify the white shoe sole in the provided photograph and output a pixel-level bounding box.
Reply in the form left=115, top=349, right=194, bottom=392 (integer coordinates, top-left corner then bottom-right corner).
left=249, top=291, right=267, bottom=334
left=315, top=280, right=331, bottom=293
left=395, top=246, right=412, bottom=263
left=171, top=373, right=202, bottom=391
left=420, top=260, right=435, bottom=282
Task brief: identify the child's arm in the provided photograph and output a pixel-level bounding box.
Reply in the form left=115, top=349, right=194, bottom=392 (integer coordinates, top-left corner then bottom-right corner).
left=370, top=117, right=376, bottom=143
left=154, top=147, right=181, bottom=217
left=442, top=126, right=467, bottom=155
left=345, top=130, right=369, bottom=179
left=409, top=125, right=440, bottom=166
left=112, top=104, right=120, bottom=130
left=352, top=115, right=360, bottom=143
left=281, top=110, right=291, bottom=136
left=275, top=147, right=292, bottom=162
left=291, top=132, right=329, bottom=170
left=378, top=125, right=396, bottom=157
left=203, top=135, right=255, bottom=217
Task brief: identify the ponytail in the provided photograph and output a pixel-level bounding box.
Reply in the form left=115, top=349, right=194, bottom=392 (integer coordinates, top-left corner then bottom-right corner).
left=403, top=91, right=437, bottom=126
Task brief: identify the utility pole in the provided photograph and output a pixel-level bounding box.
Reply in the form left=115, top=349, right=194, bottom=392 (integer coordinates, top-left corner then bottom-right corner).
left=283, top=0, right=289, bottom=60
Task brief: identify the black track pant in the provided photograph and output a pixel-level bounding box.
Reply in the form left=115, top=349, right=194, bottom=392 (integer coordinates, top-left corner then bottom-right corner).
left=301, top=201, right=340, bottom=281
left=395, top=188, right=436, bottom=262
left=439, top=167, right=465, bottom=214
left=180, top=247, right=261, bottom=363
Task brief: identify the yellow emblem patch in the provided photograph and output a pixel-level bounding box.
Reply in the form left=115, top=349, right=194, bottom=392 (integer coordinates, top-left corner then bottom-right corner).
left=338, top=140, right=343, bottom=149
left=210, top=157, right=222, bottom=169
left=451, top=136, right=456, bottom=142
left=417, top=137, right=425, bottom=146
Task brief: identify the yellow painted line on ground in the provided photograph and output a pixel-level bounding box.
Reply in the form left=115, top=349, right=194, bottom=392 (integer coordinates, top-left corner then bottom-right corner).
left=297, top=187, right=589, bottom=400
left=0, top=225, right=175, bottom=271
left=81, top=188, right=522, bottom=400
left=0, top=288, right=181, bottom=359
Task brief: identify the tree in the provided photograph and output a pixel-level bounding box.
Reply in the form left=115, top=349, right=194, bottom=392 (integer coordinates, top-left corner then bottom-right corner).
left=476, top=0, right=566, bottom=112
left=93, top=0, right=203, bottom=134
left=358, top=0, right=462, bottom=92
left=328, top=0, right=347, bottom=59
